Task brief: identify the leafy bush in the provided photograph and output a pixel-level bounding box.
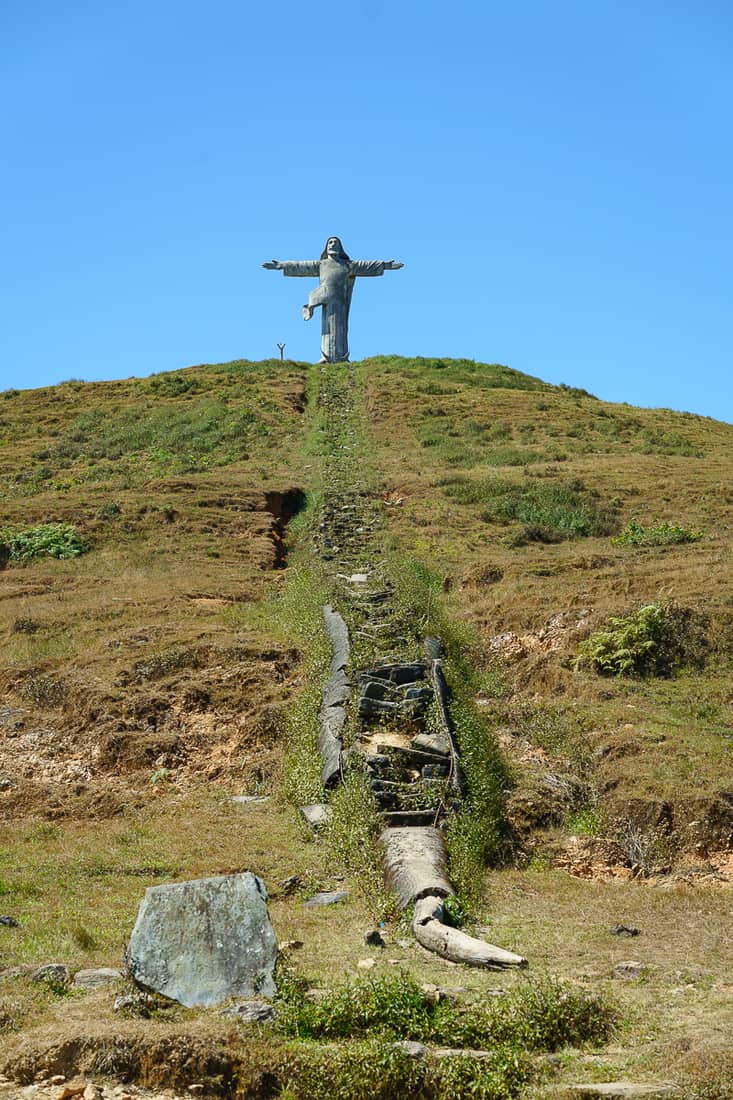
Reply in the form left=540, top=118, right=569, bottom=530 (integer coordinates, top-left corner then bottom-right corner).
left=277, top=971, right=432, bottom=1041
left=0, top=523, right=89, bottom=561
left=280, top=1037, right=529, bottom=1100
left=612, top=520, right=703, bottom=547
left=428, top=1051, right=530, bottom=1100
left=574, top=603, right=708, bottom=677
left=443, top=477, right=617, bottom=540
left=280, top=1039, right=426, bottom=1100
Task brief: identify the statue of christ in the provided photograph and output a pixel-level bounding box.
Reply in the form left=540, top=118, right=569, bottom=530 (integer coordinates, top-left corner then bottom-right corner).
left=263, top=236, right=403, bottom=363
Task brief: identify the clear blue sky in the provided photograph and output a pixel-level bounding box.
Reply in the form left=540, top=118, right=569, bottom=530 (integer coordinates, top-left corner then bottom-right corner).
left=2, top=0, right=732, bottom=421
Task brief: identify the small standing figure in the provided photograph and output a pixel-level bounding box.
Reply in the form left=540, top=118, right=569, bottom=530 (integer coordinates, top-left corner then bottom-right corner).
left=263, top=236, right=403, bottom=363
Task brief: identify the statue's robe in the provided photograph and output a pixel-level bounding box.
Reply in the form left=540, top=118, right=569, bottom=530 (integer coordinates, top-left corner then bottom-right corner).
left=278, top=258, right=389, bottom=362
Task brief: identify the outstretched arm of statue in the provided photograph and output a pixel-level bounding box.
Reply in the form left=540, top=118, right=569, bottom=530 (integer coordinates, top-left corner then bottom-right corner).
left=351, top=260, right=404, bottom=277
left=262, top=260, right=320, bottom=277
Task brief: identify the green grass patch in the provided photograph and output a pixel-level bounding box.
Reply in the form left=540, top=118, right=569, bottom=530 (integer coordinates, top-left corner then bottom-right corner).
left=0, top=523, right=89, bottom=561
left=362, top=355, right=550, bottom=393
left=442, top=477, right=617, bottom=540
left=36, top=399, right=265, bottom=475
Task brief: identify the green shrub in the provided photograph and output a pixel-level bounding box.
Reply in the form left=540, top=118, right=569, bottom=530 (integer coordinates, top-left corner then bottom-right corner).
left=427, top=1051, right=530, bottom=1100
left=276, top=970, right=615, bottom=1054
left=574, top=603, right=708, bottom=677
left=638, top=429, right=704, bottom=457
left=276, top=971, right=433, bottom=1041
left=279, top=1039, right=423, bottom=1100
left=0, top=522, right=89, bottom=561
left=612, top=520, right=703, bottom=547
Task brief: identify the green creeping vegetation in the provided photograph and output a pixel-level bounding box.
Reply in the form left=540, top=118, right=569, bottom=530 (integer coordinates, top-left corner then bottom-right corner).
left=0, top=522, right=89, bottom=561
left=612, top=520, right=704, bottom=547
left=265, top=563, right=330, bottom=806
left=326, top=761, right=392, bottom=916
left=417, top=416, right=569, bottom=471
left=441, top=476, right=618, bottom=542
left=444, top=690, right=512, bottom=908
left=574, top=603, right=709, bottom=677
left=274, top=970, right=615, bottom=1099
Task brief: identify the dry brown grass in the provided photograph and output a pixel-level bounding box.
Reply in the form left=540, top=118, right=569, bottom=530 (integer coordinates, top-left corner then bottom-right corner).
left=359, top=356, right=733, bottom=852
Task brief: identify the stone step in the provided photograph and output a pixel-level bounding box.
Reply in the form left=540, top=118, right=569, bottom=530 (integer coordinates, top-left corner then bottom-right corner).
left=382, top=809, right=438, bottom=828
left=376, top=743, right=450, bottom=767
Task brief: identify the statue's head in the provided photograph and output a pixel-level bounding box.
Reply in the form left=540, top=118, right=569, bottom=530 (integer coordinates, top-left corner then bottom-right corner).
left=321, top=236, right=350, bottom=262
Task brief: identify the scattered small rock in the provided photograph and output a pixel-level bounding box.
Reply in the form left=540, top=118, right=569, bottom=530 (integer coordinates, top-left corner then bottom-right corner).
left=230, top=795, right=269, bottom=805
left=609, top=924, right=641, bottom=937
left=32, top=963, right=71, bottom=988
left=420, top=982, right=465, bottom=1004
left=56, top=1084, right=86, bottom=1100
left=279, top=939, right=304, bottom=952
left=73, top=967, right=124, bottom=989
left=221, top=999, right=275, bottom=1023
left=357, top=958, right=376, bottom=969
left=613, top=961, right=646, bottom=980
left=364, top=929, right=386, bottom=948
left=113, top=991, right=156, bottom=1015
left=304, top=988, right=330, bottom=1003
left=299, top=803, right=333, bottom=829
left=564, top=1083, right=678, bottom=1098
left=391, top=1040, right=428, bottom=1059
left=301, top=890, right=348, bottom=908
left=432, top=1047, right=493, bottom=1060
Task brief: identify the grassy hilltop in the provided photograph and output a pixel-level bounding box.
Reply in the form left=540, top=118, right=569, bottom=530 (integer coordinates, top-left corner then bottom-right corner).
left=0, top=356, right=731, bottom=1098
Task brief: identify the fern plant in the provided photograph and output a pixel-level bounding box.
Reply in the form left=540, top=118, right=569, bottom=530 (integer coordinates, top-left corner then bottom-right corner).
left=574, top=603, right=707, bottom=677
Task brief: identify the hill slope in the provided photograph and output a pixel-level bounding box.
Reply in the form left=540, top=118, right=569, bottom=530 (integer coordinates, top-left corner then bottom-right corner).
left=0, top=356, right=731, bottom=1098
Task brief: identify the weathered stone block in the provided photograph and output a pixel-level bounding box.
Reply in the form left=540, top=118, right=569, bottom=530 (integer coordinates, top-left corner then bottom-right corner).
left=126, top=873, right=277, bottom=1008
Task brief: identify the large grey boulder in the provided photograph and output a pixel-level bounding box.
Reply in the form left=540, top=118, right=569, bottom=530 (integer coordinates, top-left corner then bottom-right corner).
left=126, top=873, right=277, bottom=1008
